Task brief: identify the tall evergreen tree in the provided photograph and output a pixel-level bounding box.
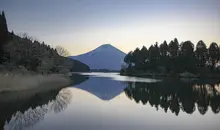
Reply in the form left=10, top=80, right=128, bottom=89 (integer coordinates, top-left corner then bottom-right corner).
left=0, top=11, right=8, bottom=44
left=208, top=42, right=219, bottom=70
left=196, top=40, right=207, bottom=67
left=124, top=51, right=133, bottom=66
left=159, top=40, right=169, bottom=57
left=169, top=38, right=179, bottom=57
left=0, top=11, right=9, bottom=64
left=133, top=48, right=141, bottom=68
left=140, top=46, right=148, bottom=63
left=180, top=41, right=194, bottom=56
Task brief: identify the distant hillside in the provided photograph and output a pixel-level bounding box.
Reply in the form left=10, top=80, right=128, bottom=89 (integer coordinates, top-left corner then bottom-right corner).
left=1, top=34, right=90, bottom=73
left=69, top=44, right=126, bottom=71
left=0, top=11, right=90, bottom=73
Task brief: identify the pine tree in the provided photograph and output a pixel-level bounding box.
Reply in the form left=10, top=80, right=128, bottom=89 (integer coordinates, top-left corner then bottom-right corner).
left=0, top=11, right=9, bottom=64
left=0, top=11, right=8, bottom=44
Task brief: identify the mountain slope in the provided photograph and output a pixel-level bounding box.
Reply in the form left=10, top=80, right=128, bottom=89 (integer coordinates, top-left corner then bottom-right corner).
left=69, top=44, right=126, bottom=70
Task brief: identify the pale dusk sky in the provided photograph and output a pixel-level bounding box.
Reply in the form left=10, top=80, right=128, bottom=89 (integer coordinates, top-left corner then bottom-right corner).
left=1, top=0, right=220, bottom=55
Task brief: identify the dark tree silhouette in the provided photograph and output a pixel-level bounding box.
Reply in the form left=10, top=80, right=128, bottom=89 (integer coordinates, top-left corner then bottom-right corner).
left=0, top=11, right=9, bottom=64
left=122, top=38, right=219, bottom=76
left=124, top=51, right=133, bottom=66
left=169, top=38, right=179, bottom=57
left=140, top=46, right=148, bottom=63
left=0, top=11, right=8, bottom=44
left=208, top=42, right=219, bottom=70
left=133, top=48, right=141, bottom=68
left=159, top=40, right=169, bottom=57
left=180, top=41, right=194, bottom=56
left=149, top=43, right=160, bottom=61
left=196, top=40, right=207, bottom=67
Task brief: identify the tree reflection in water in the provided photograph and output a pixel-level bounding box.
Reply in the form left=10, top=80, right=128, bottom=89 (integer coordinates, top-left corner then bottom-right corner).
left=4, top=88, right=72, bottom=130
left=124, top=80, right=220, bottom=116
left=50, top=88, right=72, bottom=113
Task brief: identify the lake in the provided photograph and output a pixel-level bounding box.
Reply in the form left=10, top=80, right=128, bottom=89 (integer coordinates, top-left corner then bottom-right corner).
left=1, top=72, right=220, bottom=130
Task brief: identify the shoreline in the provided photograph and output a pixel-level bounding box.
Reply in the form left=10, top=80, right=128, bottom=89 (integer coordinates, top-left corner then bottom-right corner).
left=120, top=72, right=220, bottom=79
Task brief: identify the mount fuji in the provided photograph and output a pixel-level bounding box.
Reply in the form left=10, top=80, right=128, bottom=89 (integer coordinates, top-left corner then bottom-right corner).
left=69, top=44, right=126, bottom=71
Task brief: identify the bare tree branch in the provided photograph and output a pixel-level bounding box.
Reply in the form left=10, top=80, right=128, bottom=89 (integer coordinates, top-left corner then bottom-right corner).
left=55, top=46, right=70, bottom=57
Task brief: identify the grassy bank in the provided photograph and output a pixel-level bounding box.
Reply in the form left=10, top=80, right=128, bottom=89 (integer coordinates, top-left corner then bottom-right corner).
left=0, top=73, right=72, bottom=93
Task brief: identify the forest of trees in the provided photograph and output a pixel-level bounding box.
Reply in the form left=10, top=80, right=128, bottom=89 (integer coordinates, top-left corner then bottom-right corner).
left=122, top=38, right=220, bottom=76
left=0, top=11, right=90, bottom=74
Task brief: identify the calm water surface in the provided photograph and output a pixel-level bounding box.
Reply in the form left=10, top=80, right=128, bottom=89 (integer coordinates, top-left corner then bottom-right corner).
left=1, top=72, right=220, bottom=130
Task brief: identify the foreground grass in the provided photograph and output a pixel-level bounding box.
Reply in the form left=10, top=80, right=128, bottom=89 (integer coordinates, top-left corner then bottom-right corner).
left=0, top=73, right=72, bottom=93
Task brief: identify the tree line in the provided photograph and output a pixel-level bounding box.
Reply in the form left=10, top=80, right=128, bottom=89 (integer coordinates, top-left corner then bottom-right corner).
left=0, top=11, right=90, bottom=74
left=122, top=38, right=220, bottom=75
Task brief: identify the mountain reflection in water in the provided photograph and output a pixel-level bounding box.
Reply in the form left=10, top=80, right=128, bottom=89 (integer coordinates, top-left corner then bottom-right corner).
left=1, top=73, right=220, bottom=130
left=124, top=80, right=220, bottom=115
